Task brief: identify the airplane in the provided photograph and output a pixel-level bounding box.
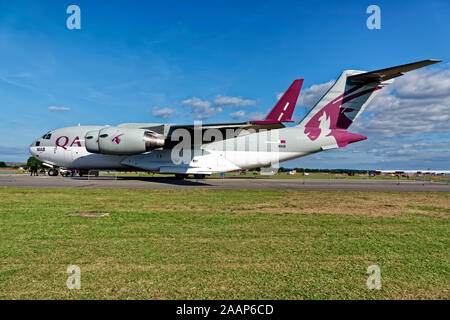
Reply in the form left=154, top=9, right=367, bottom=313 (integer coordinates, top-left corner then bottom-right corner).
left=29, top=59, right=441, bottom=179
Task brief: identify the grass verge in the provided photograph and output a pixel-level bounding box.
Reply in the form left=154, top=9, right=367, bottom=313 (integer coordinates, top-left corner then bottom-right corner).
left=0, top=188, right=448, bottom=299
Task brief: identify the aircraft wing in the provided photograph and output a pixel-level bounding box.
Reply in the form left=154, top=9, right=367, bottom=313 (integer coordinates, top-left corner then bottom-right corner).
left=118, top=78, right=304, bottom=141
left=118, top=121, right=284, bottom=137
left=167, top=120, right=284, bottom=133
left=349, top=59, right=442, bottom=84
left=163, top=121, right=285, bottom=148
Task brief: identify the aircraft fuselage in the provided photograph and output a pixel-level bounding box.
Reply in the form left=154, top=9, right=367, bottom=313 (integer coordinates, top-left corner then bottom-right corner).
left=29, top=125, right=365, bottom=174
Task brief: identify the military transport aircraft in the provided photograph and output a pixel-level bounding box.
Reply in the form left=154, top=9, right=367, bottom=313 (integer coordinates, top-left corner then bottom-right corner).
left=29, top=59, right=441, bottom=179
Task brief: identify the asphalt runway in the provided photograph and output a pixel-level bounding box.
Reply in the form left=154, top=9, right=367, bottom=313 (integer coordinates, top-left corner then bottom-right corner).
left=1, top=174, right=449, bottom=191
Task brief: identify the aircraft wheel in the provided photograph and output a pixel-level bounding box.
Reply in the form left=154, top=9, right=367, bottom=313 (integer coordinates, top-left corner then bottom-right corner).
left=193, top=174, right=206, bottom=179
left=175, top=174, right=187, bottom=179
left=79, top=170, right=90, bottom=177
left=48, top=168, right=59, bottom=176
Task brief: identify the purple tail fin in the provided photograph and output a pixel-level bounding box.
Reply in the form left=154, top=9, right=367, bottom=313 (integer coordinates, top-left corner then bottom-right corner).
left=298, top=60, right=442, bottom=136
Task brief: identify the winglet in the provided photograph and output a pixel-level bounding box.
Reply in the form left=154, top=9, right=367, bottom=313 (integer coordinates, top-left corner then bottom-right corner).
left=252, top=79, right=303, bottom=125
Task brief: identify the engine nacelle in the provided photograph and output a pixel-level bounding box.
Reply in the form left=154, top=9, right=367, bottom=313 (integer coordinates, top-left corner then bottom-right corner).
left=85, top=129, right=100, bottom=153
left=85, top=127, right=165, bottom=155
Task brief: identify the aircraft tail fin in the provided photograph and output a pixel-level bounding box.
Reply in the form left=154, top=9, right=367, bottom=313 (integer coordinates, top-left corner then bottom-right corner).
left=297, top=59, right=441, bottom=139
left=252, top=79, right=303, bottom=125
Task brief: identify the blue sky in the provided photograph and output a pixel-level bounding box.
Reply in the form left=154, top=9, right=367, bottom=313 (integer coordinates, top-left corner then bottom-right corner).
left=0, top=0, right=449, bottom=169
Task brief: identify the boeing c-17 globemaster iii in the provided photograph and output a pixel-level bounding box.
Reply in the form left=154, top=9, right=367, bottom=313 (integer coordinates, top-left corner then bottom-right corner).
left=29, top=60, right=441, bottom=179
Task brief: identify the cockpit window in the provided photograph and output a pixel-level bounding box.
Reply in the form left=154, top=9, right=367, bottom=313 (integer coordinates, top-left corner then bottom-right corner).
left=45, top=133, right=52, bottom=140
left=35, top=141, right=40, bottom=146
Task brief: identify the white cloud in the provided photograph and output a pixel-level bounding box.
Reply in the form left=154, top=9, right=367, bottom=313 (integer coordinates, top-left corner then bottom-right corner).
left=152, top=106, right=174, bottom=120
left=393, top=67, right=450, bottom=99
left=247, top=111, right=266, bottom=120
left=358, top=138, right=450, bottom=164
left=214, top=95, right=256, bottom=107
left=298, top=80, right=334, bottom=108
left=230, top=110, right=246, bottom=120
left=182, top=97, right=222, bottom=119
left=353, top=66, right=450, bottom=137
left=48, top=106, right=70, bottom=111
left=229, top=110, right=267, bottom=121
left=182, top=97, right=211, bottom=109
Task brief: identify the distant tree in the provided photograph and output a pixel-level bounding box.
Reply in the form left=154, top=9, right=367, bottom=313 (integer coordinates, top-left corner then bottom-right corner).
left=26, top=156, right=42, bottom=168
left=0, top=161, right=7, bottom=168
left=278, top=167, right=286, bottom=173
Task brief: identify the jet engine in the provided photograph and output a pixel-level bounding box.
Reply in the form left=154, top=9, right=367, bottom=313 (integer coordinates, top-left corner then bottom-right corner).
left=85, top=127, right=165, bottom=155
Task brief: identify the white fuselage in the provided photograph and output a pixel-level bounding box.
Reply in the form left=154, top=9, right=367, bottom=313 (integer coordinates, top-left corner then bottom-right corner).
left=29, top=125, right=347, bottom=174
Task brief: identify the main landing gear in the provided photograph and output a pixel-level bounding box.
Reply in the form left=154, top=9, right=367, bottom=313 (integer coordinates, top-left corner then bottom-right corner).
left=48, top=168, right=58, bottom=176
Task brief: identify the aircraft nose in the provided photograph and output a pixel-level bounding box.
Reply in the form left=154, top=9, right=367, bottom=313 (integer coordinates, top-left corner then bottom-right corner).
left=29, top=144, right=35, bottom=156
left=29, top=140, right=38, bottom=156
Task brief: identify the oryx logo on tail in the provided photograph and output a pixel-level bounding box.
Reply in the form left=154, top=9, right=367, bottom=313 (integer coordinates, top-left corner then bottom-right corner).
left=301, top=70, right=384, bottom=143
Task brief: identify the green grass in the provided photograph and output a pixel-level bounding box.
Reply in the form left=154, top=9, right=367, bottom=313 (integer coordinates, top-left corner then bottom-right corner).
left=0, top=188, right=448, bottom=299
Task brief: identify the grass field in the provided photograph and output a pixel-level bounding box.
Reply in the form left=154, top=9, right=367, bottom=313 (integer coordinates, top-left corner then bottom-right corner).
left=91, top=171, right=450, bottom=182
left=0, top=187, right=448, bottom=299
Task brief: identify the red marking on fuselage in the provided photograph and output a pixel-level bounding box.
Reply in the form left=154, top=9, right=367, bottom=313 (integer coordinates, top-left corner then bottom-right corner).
left=112, top=134, right=124, bottom=144
left=56, top=136, right=84, bottom=149
left=70, top=136, right=82, bottom=147
left=55, top=136, right=69, bottom=150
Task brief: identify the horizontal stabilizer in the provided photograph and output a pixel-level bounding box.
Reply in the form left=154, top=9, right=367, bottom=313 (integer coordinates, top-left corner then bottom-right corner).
left=349, top=59, right=442, bottom=84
